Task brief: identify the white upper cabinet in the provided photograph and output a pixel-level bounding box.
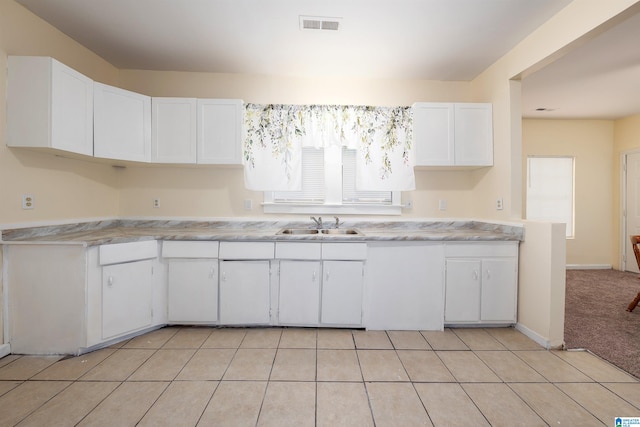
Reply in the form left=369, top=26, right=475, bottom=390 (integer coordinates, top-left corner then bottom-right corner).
left=151, top=98, right=197, bottom=164
left=94, top=82, right=152, bottom=162
left=413, top=102, right=493, bottom=167
left=7, top=56, right=94, bottom=156
left=197, top=99, right=243, bottom=165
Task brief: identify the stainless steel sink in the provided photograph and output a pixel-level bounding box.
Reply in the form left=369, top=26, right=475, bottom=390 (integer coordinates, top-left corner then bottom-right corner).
left=276, top=228, right=362, bottom=235
left=321, top=228, right=362, bottom=235
left=276, top=228, right=320, bottom=235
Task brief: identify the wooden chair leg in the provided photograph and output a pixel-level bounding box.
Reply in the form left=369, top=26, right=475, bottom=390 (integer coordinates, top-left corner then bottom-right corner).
left=627, top=292, right=640, bottom=312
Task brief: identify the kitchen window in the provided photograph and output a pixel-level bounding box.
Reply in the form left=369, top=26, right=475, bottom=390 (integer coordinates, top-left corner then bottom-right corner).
left=526, top=156, right=575, bottom=238
left=264, top=147, right=401, bottom=215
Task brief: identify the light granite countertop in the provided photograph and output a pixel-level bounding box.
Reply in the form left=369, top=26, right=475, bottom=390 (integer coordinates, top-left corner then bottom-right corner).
left=1, top=219, right=524, bottom=246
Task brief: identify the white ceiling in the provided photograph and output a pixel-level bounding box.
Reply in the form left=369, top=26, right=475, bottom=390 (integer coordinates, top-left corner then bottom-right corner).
left=522, top=10, right=640, bottom=120
left=15, top=0, right=640, bottom=119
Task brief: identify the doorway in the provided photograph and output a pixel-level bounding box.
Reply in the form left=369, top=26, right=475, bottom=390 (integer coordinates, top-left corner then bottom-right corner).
left=623, top=150, right=640, bottom=273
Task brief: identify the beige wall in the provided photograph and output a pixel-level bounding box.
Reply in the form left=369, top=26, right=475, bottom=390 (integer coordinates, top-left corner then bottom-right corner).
left=612, top=114, right=640, bottom=269
left=522, top=119, right=614, bottom=267
left=116, top=70, right=482, bottom=219
left=0, top=0, right=121, bottom=226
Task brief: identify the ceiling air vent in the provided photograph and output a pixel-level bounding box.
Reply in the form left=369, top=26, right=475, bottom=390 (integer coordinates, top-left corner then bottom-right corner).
left=299, top=16, right=341, bottom=31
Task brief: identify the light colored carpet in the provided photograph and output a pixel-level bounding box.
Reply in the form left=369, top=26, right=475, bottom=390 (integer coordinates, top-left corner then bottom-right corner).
left=565, top=269, right=640, bottom=379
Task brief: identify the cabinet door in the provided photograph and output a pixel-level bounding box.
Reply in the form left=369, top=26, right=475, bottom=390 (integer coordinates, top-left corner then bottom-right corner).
left=152, top=98, right=197, bottom=163
left=321, top=261, right=363, bottom=326
left=412, top=103, right=455, bottom=166
left=219, top=260, right=271, bottom=325
left=51, top=60, right=94, bottom=155
left=454, top=103, right=493, bottom=166
left=168, top=259, right=218, bottom=323
left=94, top=82, right=151, bottom=162
left=444, top=259, right=481, bottom=322
left=278, top=261, right=320, bottom=325
left=197, top=99, right=243, bottom=164
left=481, top=258, right=517, bottom=322
left=102, top=260, right=153, bottom=340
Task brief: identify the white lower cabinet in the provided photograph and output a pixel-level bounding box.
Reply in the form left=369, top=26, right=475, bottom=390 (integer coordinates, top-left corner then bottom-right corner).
left=320, top=260, right=364, bottom=326
left=444, top=242, right=518, bottom=325
left=219, top=260, right=272, bottom=325
left=275, top=242, right=365, bottom=327
left=5, top=241, right=158, bottom=355
left=167, top=260, right=218, bottom=323
left=278, top=261, right=321, bottom=325
left=163, top=241, right=219, bottom=324
left=218, top=242, right=274, bottom=325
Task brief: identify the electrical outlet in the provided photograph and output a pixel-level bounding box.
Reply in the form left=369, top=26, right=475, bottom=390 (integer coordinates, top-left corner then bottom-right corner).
left=153, top=198, right=160, bottom=208
left=405, top=200, right=413, bottom=209
left=244, top=199, right=253, bottom=211
left=496, top=198, right=504, bottom=210
left=438, top=199, right=447, bottom=211
left=22, top=194, right=34, bottom=210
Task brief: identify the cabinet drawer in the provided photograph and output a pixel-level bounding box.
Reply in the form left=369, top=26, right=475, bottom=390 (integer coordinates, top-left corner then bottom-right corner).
left=99, top=240, right=158, bottom=265
left=444, top=242, right=517, bottom=258
left=163, top=241, right=219, bottom=258
left=322, top=243, right=367, bottom=260
left=275, top=242, right=322, bottom=259
left=219, top=242, right=274, bottom=259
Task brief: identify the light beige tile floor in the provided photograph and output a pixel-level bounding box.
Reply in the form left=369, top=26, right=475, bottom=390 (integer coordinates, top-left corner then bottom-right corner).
left=0, top=326, right=639, bottom=426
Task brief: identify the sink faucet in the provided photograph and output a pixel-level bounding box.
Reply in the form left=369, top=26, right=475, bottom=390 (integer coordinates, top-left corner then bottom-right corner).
left=334, top=216, right=343, bottom=229
left=310, top=216, right=323, bottom=229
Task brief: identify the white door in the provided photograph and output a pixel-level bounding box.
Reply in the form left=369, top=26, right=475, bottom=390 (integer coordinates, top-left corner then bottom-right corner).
left=278, top=261, right=320, bottom=325
left=321, top=260, right=363, bottom=326
left=102, top=260, right=153, bottom=339
left=625, top=152, right=640, bottom=272
left=412, top=103, right=455, bottom=166
left=197, top=99, right=243, bottom=164
left=480, top=259, right=517, bottom=322
left=444, top=259, right=481, bottom=322
left=219, top=260, right=271, bottom=325
left=168, top=259, right=218, bottom=323
left=94, top=82, right=151, bottom=162
left=151, top=97, right=197, bottom=163
left=51, top=59, right=94, bottom=156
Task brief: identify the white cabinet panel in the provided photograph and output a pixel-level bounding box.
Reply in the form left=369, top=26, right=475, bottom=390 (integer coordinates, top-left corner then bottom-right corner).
left=278, top=261, right=320, bottom=325
left=444, top=259, right=481, bottom=322
left=163, top=241, right=219, bottom=258
left=219, top=241, right=274, bottom=259
left=413, top=102, right=492, bottom=167
left=412, top=103, right=454, bottom=166
left=480, top=259, right=518, bottom=322
left=365, top=242, right=444, bottom=330
left=7, top=56, right=93, bottom=156
left=197, top=99, right=243, bottom=164
left=321, top=260, right=363, bottom=326
left=102, top=260, right=153, bottom=340
left=454, top=103, right=493, bottom=166
left=219, top=260, right=271, bottom=325
left=94, top=82, right=151, bottom=162
left=152, top=97, right=197, bottom=163
left=168, top=259, right=218, bottom=323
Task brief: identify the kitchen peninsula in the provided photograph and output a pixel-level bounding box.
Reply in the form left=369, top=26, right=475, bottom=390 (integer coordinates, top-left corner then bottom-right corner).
left=2, top=219, right=523, bottom=355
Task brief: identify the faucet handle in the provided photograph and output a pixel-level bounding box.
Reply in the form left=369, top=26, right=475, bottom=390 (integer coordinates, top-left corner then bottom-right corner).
left=334, top=216, right=343, bottom=228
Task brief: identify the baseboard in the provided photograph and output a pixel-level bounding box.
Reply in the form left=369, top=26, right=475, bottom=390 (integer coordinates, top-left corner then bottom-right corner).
left=566, top=264, right=612, bottom=270
left=515, top=323, right=564, bottom=349
left=0, top=344, right=11, bottom=358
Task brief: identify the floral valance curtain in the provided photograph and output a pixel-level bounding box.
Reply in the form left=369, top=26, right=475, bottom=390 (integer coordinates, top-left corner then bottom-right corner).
left=243, top=103, right=415, bottom=191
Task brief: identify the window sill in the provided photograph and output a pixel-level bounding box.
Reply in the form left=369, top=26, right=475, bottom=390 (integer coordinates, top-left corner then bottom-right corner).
left=262, top=203, right=402, bottom=216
